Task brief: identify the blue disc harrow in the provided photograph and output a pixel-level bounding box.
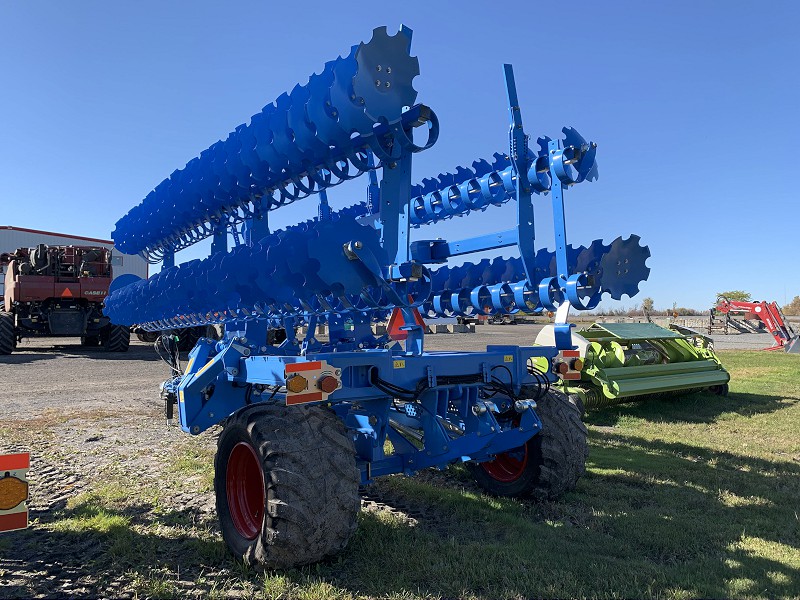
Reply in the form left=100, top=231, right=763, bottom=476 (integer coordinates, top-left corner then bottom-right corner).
left=105, top=26, right=651, bottom=569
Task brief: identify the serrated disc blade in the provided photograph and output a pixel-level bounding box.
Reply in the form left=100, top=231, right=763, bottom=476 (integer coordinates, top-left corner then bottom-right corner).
left=354, top=25, right=419, bottom=122
left=599, top=235, right=651, bottom=299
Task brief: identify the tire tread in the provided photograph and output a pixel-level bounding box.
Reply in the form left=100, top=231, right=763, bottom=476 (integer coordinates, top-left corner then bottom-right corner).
left=468, top=389, right=588, bottom=501
left=216, top=404, right=359, bottom=569
left=0, top=312, right=15, bottom=355
left=103, top=324, right=130, bottom=352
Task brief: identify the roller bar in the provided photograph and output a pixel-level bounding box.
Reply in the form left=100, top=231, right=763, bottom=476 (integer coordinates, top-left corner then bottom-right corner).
left=104, top=215, right=431, bottom=330
left=408, top=127, right=598, bottom=227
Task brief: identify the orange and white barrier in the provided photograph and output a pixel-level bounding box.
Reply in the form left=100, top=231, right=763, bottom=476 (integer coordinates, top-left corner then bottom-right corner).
left=0, top=452, right=30, bottom=532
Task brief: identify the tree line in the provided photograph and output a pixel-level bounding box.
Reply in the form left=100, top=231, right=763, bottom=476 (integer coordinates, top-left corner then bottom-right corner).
left=591, top=291, right=800, bottom=317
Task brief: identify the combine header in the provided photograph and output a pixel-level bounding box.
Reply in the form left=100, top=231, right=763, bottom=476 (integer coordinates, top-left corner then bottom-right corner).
left=106, top=26, right=651, bottom=568
left=537, top=320, right=730, bottom=409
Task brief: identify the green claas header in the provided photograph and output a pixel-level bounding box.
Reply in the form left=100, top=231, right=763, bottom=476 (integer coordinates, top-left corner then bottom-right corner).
left=537, top=322, right=730, bottom=410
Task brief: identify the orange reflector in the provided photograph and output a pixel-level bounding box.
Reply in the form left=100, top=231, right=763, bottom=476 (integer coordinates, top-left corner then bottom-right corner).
left=554, top=351, right=583, bottom=382
left=0, top=476, right=28, bottom=511
left=286, top=374, right=308, bottom=394
left=61, top=287, right=74, bottom=298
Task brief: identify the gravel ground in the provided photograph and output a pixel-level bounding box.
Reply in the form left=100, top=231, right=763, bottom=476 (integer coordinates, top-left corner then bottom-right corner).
left=0, top=325, right=776, bottom=597
left=421, top=323, right=776, bottom=352
left=0, top=339, right=220, bottom=598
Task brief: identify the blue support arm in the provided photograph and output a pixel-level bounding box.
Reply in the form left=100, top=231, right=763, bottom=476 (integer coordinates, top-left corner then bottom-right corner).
left=504, top=65, right=538, bottom=291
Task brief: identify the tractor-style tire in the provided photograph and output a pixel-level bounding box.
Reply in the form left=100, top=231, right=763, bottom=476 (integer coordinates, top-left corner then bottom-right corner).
left=81, top=335, right=101, bottom=347
left=205, top=324, right=224, bottom=341
left=0, top=312, right=16, bottom=355
left=103, top=324, right=130, bottom=352
left=468, top=390, right=588, bottom=500
left=176, top=327, right=201, bottom=351
left=567, top=393, right=586, bottom=419
left=709, top=383, right=729, bottom=396
left=136, top=331, right=159, bottom=343
left=215, top=404, right=360, bottom=569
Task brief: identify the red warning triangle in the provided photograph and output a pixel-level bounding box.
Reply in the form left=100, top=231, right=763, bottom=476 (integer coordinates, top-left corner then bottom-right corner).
left=387, top=307, right=426, bottom=341
left=61, top=287, right=73, bottom=298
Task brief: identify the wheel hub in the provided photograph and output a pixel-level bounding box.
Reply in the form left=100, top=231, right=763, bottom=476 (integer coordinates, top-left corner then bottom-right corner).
left=480, top=446, right=528, bottom=482
left=226, top=441, right=265, bottom=540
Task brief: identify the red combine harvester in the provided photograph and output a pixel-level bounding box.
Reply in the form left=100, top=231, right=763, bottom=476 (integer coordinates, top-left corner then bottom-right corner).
left=712, top=297, right=799, bottom=353
left=0, top=244, right=130, bottom=354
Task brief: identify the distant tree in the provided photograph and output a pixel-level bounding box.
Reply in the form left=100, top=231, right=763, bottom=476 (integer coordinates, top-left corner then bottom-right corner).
left=641, top=297, right=654, bottom=312
left=668, top=302, right=701, bottom=316
left=716, top=290, right=752, bottom=303
left=784, top=296, right=800, bottom=316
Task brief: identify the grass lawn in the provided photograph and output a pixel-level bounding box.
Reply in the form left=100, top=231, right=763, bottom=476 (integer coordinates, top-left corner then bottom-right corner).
left=13, top=350, right=800, bottom=599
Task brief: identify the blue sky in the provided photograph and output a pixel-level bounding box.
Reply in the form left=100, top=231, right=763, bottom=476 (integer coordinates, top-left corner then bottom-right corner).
left=1, top=1, right=798, bottom=310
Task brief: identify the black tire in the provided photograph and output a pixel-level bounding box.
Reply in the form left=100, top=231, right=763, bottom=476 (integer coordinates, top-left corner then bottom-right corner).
left=0, top=311, right=15, bottom=355
left=215, top=404, right=360, bottom=569
left=136, top=330, right=159, bottom=343
left=176, top=327, right=201, bottom=351
left=567, top=393, right=586, bottom=418
left=103, top=324, right=130, bottom=352
left=81, top=335, right=101, bottom=347
left=468, top=390, right=588, bottom=500
left=205, top=324, right=224, bottom=340
left=709, top=383, right=729, bottom=396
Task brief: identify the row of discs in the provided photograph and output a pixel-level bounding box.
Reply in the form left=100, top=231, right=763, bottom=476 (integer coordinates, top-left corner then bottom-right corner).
left=422, top=235, right=651, bottom=317
left=112, top=26, right=420, bottom=256
left=105, top=218, right=391, bottom=327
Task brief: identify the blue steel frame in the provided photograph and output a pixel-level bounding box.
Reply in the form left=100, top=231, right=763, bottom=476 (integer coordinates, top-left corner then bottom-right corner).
left=160, top=64, right=593, bottom=485
left=177, top=340, right=549, bottom=482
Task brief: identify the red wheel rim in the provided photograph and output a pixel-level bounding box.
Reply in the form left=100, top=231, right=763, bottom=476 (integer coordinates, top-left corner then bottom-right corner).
left=480, top=445, right=528, bottom=482
left=226, top=441, right=265, bottom=540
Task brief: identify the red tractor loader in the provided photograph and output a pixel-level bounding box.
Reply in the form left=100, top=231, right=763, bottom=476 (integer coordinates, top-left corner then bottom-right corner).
left=712, top=297, right=799, bottom=353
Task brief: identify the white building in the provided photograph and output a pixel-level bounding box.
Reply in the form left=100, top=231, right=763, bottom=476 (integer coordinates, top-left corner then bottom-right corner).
left=0, top=225, right=148, bottom=297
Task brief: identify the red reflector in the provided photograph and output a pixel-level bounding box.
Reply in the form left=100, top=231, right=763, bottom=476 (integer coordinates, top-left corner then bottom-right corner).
left=61, top=287, right=74, bottom=298
left=562, top=350, right=580, bottom=357
left=317, top=376, right=339, bottom=394
left=0, top=511, right=28, bottom=533
left=285, top=361, right=322, bottom=373
left=0, top=453, right=29, bottom=471
left=286, top=391, right=323, bottom=405
left=387, top=307, right=426, bottom=341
